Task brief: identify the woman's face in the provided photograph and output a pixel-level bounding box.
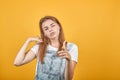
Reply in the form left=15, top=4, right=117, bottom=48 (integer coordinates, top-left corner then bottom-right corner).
left=42, top=19, right=60, bottom=39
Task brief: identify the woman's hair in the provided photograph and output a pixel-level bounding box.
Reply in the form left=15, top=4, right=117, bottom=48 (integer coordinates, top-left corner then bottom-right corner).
left=38, top=15, right=66, bottom=63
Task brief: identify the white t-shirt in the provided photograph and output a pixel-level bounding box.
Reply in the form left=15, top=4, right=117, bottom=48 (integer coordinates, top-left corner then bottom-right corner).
left=30, top=42, right=78, bottom=62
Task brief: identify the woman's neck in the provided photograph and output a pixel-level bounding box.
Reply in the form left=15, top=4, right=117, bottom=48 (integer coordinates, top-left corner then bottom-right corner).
left=49, top=38, right=59, bottom=48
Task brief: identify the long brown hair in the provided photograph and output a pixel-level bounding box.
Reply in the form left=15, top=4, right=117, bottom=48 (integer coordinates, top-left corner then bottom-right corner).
left=38, top=16, right=66, bottom=64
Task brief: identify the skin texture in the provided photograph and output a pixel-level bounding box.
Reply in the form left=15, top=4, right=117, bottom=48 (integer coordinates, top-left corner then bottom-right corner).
left=14, top=19, right=77, bottom=80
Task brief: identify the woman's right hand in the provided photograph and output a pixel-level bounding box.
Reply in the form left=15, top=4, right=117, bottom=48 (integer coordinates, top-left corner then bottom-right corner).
left=14, top=36, right=43, bottom=66
left=27, top=36, right=43, bottom=43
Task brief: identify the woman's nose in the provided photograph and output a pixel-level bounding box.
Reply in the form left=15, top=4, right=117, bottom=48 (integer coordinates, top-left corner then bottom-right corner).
left=49, top=27, right=53, bottom=32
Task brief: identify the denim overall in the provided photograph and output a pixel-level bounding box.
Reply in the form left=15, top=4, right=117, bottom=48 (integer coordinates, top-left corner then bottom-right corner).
left=35, top=43, right=73, bottom=80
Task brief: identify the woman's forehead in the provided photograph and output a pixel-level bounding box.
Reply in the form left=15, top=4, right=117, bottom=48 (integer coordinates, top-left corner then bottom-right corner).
left=42, top=19, right=56, bottom=28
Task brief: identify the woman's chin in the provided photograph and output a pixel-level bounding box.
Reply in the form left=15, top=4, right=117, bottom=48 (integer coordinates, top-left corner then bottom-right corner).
left=49, top=35, right=58, bottom=39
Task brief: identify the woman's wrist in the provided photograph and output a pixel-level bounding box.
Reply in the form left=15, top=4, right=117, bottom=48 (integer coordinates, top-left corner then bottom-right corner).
left=66, top=54, right=72, bottom=62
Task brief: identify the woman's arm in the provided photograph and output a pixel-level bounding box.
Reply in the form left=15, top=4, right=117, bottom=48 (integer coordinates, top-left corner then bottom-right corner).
left=14, top=36, right=42, bottom=66
left=57, top=41, right=78, bottom=80
left=57, top=51, right=77, bottom=80
left=65, top=60, right=77, bottom=80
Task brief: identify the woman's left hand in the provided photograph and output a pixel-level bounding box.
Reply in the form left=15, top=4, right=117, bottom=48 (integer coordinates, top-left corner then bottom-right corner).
left=57, top=41, right=71, bottom=61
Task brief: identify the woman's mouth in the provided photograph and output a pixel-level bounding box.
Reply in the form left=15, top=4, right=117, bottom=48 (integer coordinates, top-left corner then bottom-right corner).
left=50, top=32, right=55, bottom=36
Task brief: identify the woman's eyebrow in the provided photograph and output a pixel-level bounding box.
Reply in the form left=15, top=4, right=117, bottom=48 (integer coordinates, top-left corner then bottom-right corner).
left=43, top=26, right=48, bottom=29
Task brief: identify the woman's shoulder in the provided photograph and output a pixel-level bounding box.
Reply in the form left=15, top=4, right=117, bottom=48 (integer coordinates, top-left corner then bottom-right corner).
left=32, top=42, right=78, bottom=50
left=31, top=43, right=40, bottom=51
left=33, top=43, right=40, bottom=47
left=67, top=42, right=78, bottom=50
left=67, top=42, right=78, bottom=46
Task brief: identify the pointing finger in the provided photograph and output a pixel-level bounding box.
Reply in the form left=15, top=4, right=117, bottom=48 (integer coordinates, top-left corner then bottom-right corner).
left=62, top=40, right=67, bottom=51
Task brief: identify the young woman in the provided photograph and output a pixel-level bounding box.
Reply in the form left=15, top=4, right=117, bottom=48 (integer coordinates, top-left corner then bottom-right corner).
left=14, top=16, right=78, bottom=80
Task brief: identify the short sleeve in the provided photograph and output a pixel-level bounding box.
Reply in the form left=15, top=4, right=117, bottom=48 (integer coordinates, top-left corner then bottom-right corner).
left=30, top=44, right=39, bottom=55
left=68, top=44, right=78, bottom=62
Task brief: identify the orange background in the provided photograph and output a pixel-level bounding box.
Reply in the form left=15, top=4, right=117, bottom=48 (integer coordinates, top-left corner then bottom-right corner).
left=0, top=0, right=120, bottom=80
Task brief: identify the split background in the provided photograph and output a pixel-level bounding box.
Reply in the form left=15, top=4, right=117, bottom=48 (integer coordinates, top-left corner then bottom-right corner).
left=0, top=0, right=120, bottom=80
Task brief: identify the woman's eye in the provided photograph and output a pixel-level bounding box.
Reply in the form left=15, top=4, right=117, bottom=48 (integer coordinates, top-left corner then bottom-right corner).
left=44, top=28, right=48, bottom=30
left=51, top=25, right=55, bottom=27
